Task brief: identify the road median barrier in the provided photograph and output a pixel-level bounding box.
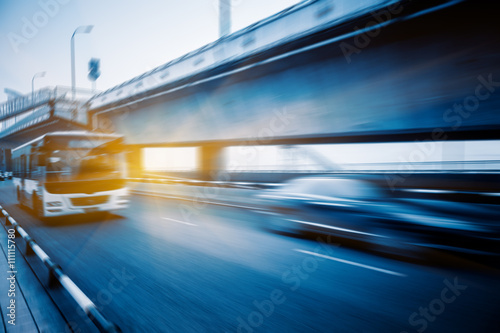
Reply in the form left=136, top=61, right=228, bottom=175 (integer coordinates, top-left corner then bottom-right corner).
left=0, top=205, right=122, bottom=333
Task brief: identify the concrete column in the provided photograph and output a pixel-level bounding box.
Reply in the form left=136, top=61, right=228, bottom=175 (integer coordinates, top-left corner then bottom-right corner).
left=199, top=145, right=224, bottom=180
left=5, top=149, right=11, bottom=172
left=0, top=148, right=4, bottom=172
left=127, top=146, right=143, bottom=179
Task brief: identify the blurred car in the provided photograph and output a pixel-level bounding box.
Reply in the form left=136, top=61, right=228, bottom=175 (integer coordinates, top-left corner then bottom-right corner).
left=6, top=171, right=12, bottom=179
left=257, top=176, right=500, bottom=259
left=0, top=172, right=5, bottom=181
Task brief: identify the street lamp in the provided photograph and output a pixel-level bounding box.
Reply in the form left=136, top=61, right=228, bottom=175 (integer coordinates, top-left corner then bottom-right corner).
left=32, top=71, right=46, bottom=104
left=71, top=25, right=93, bottom=99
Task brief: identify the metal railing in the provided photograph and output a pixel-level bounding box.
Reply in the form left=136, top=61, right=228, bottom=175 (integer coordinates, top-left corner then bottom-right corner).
left=0, top=88, right=53, bottom=122
left=0, top=86, right=95, bottom=122
left=0, top=205, right=121, bottom=333
left=223, top=160, right=500, bottom=173
left=0, top=86, right=96, bottom=137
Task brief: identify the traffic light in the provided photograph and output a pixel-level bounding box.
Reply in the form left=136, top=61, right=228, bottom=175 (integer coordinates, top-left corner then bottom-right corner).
left=88, top=58, right=101, bottom=81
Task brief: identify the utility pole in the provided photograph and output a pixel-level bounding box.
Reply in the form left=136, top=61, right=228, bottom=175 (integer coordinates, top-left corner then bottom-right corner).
left=219, top=0, right=231, bottom=37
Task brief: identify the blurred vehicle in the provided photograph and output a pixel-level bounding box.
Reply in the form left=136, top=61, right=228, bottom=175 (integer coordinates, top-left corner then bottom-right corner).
left=6, top=171, right=13, bottom=179
left=257, top=176, right=500, bottom=258
left=12, top=131, right=130, bottom=219
left=0, top=171, right=4, bottom=181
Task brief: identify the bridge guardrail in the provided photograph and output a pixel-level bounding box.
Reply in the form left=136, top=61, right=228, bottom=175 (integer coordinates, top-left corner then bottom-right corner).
left=89, top=0, right=399, bottom=111
left=0, top=205, right=121, bottom=333
left=128, top=176, right=280, bottom=190
left=128, top=176, right=500, bottom=205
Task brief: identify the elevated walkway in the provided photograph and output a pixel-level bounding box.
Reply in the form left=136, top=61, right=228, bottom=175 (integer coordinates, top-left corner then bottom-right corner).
left=0, top=86, right=94, bottom=149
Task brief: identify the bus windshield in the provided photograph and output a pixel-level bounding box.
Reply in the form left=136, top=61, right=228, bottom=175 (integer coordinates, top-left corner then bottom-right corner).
left=45, top=136, right=125, bottom=182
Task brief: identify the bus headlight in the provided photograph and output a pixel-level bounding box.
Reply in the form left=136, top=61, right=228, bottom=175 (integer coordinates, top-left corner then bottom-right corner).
left=47, top=201, right=63, bottom=207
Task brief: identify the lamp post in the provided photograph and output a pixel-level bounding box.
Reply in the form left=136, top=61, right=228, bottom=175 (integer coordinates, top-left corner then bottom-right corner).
left=32, top=71, right=46, bottom=104
left=71, top=25, right=93, bottom=99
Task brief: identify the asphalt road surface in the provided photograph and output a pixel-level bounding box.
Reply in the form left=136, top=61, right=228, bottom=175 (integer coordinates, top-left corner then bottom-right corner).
left=0, top=180, right=499, bottom=333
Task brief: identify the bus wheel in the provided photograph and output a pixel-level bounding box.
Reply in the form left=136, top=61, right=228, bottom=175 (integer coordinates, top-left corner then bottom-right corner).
left=33, top=193, right=45, bottom=220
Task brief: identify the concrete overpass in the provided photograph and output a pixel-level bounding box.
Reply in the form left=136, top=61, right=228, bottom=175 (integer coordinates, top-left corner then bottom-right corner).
left=0, top=2, right=498, bottom=332
left=1, top=0, right=498, bottom=181
left=86, top=0, right=500, bottom=179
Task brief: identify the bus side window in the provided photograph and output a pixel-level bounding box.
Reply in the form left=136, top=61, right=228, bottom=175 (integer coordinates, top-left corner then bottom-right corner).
left=30, top=154, right=37, bottom=179
left=21, top=155, right=26, bottom=178
left=12, top=158, right=16, bottom=177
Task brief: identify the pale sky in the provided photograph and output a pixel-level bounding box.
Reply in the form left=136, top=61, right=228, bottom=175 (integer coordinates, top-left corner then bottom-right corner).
left=0, top=0, right=301, bottom=101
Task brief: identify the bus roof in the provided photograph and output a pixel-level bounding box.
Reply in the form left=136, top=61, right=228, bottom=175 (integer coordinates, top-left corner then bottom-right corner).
left=12, top=131, right=123, bottom=152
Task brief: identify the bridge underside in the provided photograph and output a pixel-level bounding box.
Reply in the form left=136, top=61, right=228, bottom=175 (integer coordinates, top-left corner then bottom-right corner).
left=93, top=0, right=500, bottom=148
left=0, top=116, right=87, bottom=149
left=91, top=1, right=500, bottom=180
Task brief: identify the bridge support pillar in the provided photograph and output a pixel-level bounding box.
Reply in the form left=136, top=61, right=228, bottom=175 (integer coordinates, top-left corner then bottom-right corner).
left=199, top=145, right=224, bottom=181
left=127, top=146, right=143, bottom=179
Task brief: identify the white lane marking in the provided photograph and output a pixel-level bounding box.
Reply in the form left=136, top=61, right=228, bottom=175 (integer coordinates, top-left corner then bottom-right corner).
left=288, top=219, right=384, bottom=238
left=294, top=249, right=406, bottom=277
left=132, top=190, right=265, bottom=211
left=161, top=217, right=197, bottom=226
left=309, top=201, right=352, bottom=208
left=405, top=189, right=454, bottom=194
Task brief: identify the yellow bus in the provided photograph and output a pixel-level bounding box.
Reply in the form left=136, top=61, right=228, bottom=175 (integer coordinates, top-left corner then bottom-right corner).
left=12, top=131, right=129, bottom=219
